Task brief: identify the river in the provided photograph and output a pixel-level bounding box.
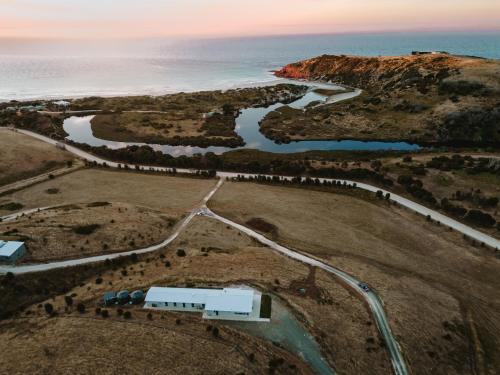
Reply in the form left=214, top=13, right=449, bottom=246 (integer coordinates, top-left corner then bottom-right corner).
left=63, top=82, right=419, bottom=156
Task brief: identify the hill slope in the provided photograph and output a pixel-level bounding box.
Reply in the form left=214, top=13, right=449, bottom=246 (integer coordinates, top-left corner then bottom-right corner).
left=265, top=54, right=500, bottom=145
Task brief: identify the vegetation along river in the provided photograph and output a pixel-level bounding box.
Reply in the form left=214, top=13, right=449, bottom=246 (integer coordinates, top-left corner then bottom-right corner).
left=63, top=83, right=420, bottom=156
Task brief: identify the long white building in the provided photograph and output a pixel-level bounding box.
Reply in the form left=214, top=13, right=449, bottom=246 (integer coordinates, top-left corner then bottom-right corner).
left=144, top=287, right=268, bottom=321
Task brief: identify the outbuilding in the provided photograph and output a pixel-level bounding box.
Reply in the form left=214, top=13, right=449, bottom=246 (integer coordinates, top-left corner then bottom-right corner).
left=144, top=287, right=265, bottom=321
left=0, top=241, right=26, bottom=263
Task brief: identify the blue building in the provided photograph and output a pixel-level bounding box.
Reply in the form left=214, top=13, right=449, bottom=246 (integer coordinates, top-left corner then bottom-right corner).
left=0, top=241, right=26, bottom=263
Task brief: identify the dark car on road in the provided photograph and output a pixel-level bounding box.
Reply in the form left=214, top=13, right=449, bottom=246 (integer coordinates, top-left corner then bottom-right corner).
left=358, top=283, right=371, bottom=292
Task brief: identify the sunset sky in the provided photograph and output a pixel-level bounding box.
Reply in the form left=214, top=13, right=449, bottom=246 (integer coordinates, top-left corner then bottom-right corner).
left=1, top=0, right=499, bottom=39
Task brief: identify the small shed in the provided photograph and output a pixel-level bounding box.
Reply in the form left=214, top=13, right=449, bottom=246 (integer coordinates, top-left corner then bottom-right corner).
left=0, top=241, right=26, bottom=263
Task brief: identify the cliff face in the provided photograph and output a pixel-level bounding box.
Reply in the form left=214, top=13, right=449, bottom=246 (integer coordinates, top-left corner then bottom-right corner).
left=275, top=54, right=483, bottom=92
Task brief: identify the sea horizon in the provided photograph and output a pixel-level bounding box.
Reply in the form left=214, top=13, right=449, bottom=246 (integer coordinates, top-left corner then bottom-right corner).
left=1, top=31, right=499, bottom=102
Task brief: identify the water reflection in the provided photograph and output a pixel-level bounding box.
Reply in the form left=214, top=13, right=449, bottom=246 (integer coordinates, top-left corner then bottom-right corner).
left=63, top=84, right=420, bottom=156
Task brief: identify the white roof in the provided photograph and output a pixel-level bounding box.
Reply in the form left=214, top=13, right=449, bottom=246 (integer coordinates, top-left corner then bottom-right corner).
left=53, top=100, right=70, bottom=106
left=146, top=287, right=221, bottom=304
left=0, top=241, right=25, bottom=257
left=205, top=288, right=254, bottom=313
left=145, top=287, right=254, bottom=313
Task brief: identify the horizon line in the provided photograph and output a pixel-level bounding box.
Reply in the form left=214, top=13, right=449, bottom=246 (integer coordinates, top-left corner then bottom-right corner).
left=1, top=28, right=500, bottom=42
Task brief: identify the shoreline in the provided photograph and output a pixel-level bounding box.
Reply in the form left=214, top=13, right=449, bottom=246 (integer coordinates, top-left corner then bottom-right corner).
left=0, top=73, right=287, bottom=104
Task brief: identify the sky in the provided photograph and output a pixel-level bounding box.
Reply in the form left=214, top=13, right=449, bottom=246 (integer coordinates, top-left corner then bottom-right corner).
left=1, top=0, right=499, bottom=39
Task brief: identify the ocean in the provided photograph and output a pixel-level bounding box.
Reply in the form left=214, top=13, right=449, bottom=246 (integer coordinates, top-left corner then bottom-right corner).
left=0, top=32, right=499, bottom=102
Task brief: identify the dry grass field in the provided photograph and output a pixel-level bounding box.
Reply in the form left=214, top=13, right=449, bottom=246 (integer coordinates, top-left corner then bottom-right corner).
left=209, top=181, right=500, bottom=375
left=0, top=169, right=217, bottom=216
left=0, top=202, right=176, bottom=262
left=91, top=112, right=206, bottom=142
left=0, top=129, right=74, bottom=187
left=314, top=153, right=500, bottom=238
left=1, top=217, right=391, bottom=375
left=0, top=314, right=311, bottom=375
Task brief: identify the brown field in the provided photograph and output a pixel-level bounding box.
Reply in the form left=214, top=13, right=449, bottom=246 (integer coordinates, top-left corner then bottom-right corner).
left=209, top=181, right=500, bottom=375
left=0, top=202, right=176, bottom=262
left=0, top=128, right=74, bottom=187
left=0, top=314, right=311, bottom=375
left=0, top=168, right=217, bottom=216
left=1, top=217, right=391, bottom=375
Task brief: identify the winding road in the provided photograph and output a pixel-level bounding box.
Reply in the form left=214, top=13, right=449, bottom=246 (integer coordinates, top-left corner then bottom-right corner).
left=0, top=179, right=224, bottom=275
left=2, top=111, right=499, bottom=375
left=199, top=206, right=409, bottom=375
left=10, top=127, right=499, bottom=249
left=0, top=176, right=410, bottom=375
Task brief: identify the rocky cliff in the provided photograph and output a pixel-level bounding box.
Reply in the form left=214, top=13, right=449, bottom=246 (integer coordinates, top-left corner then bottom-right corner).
left=268, top=54, right=500, bottom=145
left=275, top=53, right=491, bottom=93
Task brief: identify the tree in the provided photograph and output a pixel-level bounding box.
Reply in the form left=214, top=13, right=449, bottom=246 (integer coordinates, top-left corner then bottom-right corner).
left=222, top=103, right=235, bottom=116
left=64, top=296, right=73, bottom=306
left=376, top=190, right=384, bottom=199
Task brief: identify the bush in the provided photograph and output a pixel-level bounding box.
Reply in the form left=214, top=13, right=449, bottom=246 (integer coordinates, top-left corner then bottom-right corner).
left=95, top=307, right=101, bottom=315
left=101, top=309, right=109, bottom=318
left=95, top=277, right=103, bottom=285
left=64, top=296, right=73, bottom=306
left=465, top=210, right=497, bottom=228
left=44, top=303, right=54, bottom=315
left=123, top=311, right=132, bottom=319
left=76, top=303, right=85, bottom=313
left=147, top=313, right=153, bottom=320
left=212, top=327, right=219, bottom=337
left=72, top=224, right=101, bottom=235
left=176, top=249, right=186, bottom=257
left=0, top=202, right=24, bottom=211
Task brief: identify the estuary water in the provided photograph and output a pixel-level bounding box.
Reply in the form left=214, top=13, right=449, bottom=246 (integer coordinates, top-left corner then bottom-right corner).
left=63, top=84, right=419, bottom=155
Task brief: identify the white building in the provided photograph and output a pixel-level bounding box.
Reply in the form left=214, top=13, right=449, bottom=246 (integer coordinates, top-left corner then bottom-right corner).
left=144, top=287, right=269, bottom=322
left=0, top=241, right=26, bottom=263
left=52, top=100, right=71, bottom=108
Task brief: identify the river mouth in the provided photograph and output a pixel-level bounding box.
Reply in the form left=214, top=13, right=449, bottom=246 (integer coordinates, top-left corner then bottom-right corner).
left=63, top=83, right=420, bottom=156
